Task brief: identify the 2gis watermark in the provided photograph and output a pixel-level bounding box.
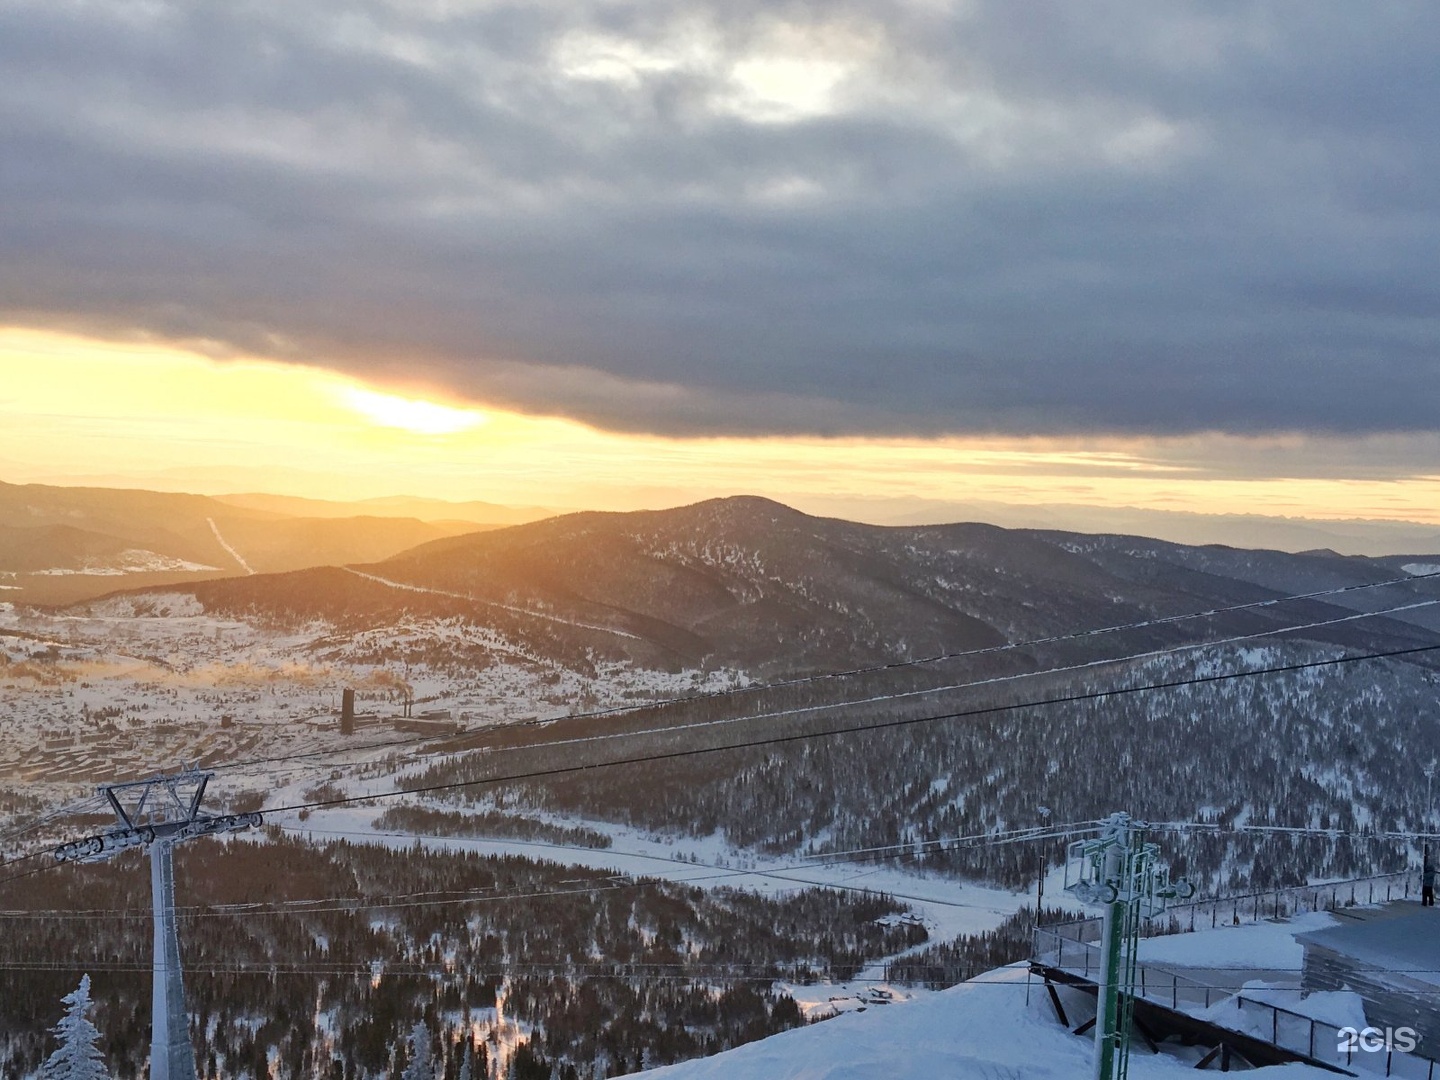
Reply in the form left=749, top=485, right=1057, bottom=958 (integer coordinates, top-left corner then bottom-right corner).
left=1338, top=1026, right=1420, bottom=1055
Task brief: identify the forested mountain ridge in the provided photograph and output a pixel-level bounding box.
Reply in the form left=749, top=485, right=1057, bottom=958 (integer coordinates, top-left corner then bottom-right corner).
left=56, top=496, right=1440, bottom=897
left=11, top=496, right=1440, bottom=1077
left=0, top=479, right=491, bottom=605
left=127, top=495, right=1440, bottom=678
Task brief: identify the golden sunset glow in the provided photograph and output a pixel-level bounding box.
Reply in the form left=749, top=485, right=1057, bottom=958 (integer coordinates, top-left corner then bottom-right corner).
left=339, top=387, right=489, bottom=435
left=3, top=326, right=1439, bottom=530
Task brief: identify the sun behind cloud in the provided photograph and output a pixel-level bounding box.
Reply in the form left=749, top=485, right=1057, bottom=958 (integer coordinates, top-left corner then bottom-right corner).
left=4, top=327, right=1440, bottom=537
left=339, top=387, right=489, bottom=435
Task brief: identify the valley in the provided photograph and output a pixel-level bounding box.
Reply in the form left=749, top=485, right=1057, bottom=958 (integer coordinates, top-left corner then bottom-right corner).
left=4, top=491, right=1440, bottom=1078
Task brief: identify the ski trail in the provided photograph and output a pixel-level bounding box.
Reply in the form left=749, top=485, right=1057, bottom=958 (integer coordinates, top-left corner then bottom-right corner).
left=207, top=517, right=255, bottom=575
left=340, top=567, right=642, bottom=640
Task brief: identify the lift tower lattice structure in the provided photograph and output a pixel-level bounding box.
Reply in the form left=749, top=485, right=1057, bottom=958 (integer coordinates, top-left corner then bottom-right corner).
left=54, top=767, right=262, bottom=1080
left=1064, top=812, right=1194, bottom=1080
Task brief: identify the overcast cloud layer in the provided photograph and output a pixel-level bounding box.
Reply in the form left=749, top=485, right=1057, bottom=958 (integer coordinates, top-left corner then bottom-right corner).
left=3, top=0, right=1437, bottom=437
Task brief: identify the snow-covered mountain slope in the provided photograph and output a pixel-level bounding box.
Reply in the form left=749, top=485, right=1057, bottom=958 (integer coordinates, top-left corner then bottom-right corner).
left=637, top=965, right=1336, bottom=1078
left=0, top=479, right=487, bottom=604
left=25, top=494, right=1437, bottom=894
left=105, top=494, right=1440, bottom=680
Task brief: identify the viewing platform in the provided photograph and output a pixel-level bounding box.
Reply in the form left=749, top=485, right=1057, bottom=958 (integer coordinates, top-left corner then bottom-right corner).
left=1031, top=872, right=1440, bottom=1075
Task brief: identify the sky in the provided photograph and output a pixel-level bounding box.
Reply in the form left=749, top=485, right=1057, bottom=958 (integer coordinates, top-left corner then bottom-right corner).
left=2, top=1, right=1438, bottom=538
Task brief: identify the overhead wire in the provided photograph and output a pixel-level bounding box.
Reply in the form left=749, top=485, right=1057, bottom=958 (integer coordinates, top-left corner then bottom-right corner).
left=471, top=816, right=1415, bottom=914
left=1147, top=820, right=1440, bottom=843
left=148, top=592, right=1440, bottom=813
left=0, top=961, right=1041, bottom=989
left=5, top=633, right=1440, bottom=888
left=256, top=631, right=1440, bottom=822
left=173, top=568, right=1440, bottom=780
left=6, top=957, right=1440, bottom=1003
left=458, top=597, right=1440, bottom=772
left=5, top=810, right=1439, bottom=1002
left=1, top=814, right=1431, bottom=926
left=0, top=792, right=108, bottom=846
left=8, top=570, right=1440, bottom=1040
left=366, top=565, right=1440, bottom=735
left=15, top=573, right=1432, bottom=855
left=0, top=820, right=1101, bottom=921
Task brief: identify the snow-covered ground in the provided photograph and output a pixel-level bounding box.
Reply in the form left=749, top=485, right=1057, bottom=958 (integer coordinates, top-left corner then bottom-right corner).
left=636, top=964, right=1340, bottom=1078
left=0, top=593, right=1046, bottom=946
left=1195, top=985, right=1369, bottom=1044
left=256, top=783, right=1045, bottom=1021
left=31, top=549, right=220, bottom=576
left=279, top=801, right=1034, bottom=943
left=1136, top=909, right=1340, bottom=970
left=1, top=591, right=1046, bottom=1036
left=633, top=898, right=1440, bottom=1077
left=0, top=598, right=745, bottom=845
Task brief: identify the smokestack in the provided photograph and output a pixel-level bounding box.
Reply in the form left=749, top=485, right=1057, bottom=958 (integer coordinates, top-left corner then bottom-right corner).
left=340, top=688, right=355, bottom=736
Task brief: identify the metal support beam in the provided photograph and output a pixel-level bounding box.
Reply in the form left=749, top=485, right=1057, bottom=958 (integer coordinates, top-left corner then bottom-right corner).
left=52, top=767, right=260, bottom=1080
left=1032, top=963, right=1352, bottom=1076
left=1045, top=979, right=1071, bottom=1028
left=150, top=841, right=197, bottom=1080
left=1194, top=1045, right=1222, bottom=1070
left=105, top=787, right=133, bottom=829
left=1133, top=1017, right=1160, bottom=1055
left=186, top=774, right=208, bottom=823
left=1094, top=860, right=1124, bottom=1080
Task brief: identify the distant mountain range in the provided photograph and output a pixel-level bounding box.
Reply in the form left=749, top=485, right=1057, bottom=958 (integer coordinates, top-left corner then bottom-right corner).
left=298, top=497, right=1436, bottom=897
left=212, top=491, right=555, bottom=526
left=12, top=480, right=1440, bottom=674
left=0, top=480, right=515, bottom=605
left=813, top=497, right=1440, bottom=558
left=36, top=491, right=1440, bottom=896
left=88, top=494, right=1440, bottom=679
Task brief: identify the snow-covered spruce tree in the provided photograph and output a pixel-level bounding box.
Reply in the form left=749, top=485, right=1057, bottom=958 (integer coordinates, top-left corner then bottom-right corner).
left=400, top=1022, right=433, bottom=1080
left=40, top=975, right=110, bottom=1080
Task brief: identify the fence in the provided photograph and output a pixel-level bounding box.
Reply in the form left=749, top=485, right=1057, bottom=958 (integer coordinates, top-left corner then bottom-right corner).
left=1043, top=870, right=1420, bottom=948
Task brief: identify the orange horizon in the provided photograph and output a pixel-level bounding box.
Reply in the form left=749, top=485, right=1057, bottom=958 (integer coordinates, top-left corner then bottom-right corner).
left=3, top=326, right=1439, bottom=530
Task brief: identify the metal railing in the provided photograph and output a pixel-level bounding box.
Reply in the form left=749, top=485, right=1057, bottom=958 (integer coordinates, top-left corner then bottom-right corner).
left=1033, top=921, right=1439, bottom=1078
left=1044, top=870, right=1420, bottom=947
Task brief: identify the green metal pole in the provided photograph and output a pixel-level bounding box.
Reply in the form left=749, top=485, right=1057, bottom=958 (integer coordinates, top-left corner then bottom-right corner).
left=1117, top=859, right=1142, bottom=1080
left=1094, top=847, right=1124, bottom=1080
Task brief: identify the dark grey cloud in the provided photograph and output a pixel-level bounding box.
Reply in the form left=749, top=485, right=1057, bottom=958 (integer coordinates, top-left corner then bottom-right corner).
left=2, top=0, right=1438, bottom=436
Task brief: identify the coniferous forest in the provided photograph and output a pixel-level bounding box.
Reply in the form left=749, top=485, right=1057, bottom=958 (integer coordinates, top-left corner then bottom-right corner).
left=403, top=640, right=1434, bottom=895
left=0, top=834, right=925, bottom=1079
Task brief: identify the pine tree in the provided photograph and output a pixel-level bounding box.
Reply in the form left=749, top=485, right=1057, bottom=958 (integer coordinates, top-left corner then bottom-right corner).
left=457, top=1040, right=474, bottom=1080
left=511, top=1043, right=550, bottom=1080
left=401, top=1022, right=434, bottom=1080
left=40, top=975, right=110, bottom=1080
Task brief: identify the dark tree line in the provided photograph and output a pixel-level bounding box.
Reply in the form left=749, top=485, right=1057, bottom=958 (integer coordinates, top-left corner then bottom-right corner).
left=0, top=835, right=922, bottom=1079
left=405, top=641, right=1436, bottom=895
left=372, top=806, right=612, bottom=850
left=883, top=908, right=1066, bottom=989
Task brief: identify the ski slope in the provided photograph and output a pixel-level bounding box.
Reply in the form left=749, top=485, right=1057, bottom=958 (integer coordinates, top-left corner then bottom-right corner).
left=281, top=803, right=1033, bottom=941
left=341, top=567, right=643, bottom=639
